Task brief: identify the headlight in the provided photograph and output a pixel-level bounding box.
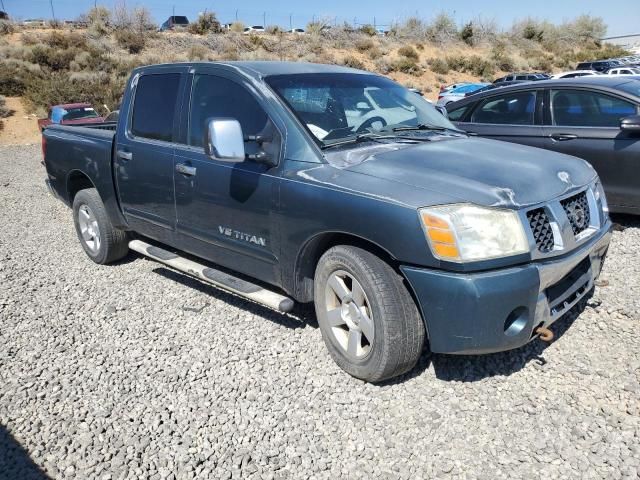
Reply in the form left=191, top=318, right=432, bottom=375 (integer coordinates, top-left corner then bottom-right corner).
left=419, top=204, right=529, bottom=262
left=594, top=180, right=609, bottom=215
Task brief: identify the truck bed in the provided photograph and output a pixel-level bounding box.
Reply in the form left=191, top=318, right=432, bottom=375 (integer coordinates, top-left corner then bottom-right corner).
left=43, top=123, right=125, bottom=227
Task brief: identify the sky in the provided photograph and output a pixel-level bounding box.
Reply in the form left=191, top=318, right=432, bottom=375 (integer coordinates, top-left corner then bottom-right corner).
left=1, top=0, right=638, bottom=37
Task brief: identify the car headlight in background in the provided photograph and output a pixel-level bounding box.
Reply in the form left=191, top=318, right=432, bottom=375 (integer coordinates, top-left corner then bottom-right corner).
left=419, top=204, right=529, bottom=263
left=594, top=180, right=609, bottom=215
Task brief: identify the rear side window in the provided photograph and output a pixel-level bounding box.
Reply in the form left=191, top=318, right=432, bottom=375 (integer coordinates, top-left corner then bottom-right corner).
left=188, top=74, right=268, bottom=147
left=131, top=73, right=181, bottom=142
left=550, top=89, right=638, bottom=127
left=447, top=105, right=470, bottom=121
left=471, top=91, right=537, bottom=125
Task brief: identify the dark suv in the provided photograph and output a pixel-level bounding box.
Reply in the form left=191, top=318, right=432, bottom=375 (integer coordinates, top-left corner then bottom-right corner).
left=576, top=60, right=623, bottom=72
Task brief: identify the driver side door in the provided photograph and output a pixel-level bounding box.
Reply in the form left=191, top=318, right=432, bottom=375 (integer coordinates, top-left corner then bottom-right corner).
left=172, top=70, right=283, bottom=285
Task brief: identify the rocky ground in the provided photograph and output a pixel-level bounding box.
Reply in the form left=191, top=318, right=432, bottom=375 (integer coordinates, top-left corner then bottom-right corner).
left=0, top=145, right=638, bottom=479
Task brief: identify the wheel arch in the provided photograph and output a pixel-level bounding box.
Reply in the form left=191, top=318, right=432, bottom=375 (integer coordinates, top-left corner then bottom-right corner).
left=66, top=170, right=97, bottom=204
left=293, top=231, right=398, bottom=303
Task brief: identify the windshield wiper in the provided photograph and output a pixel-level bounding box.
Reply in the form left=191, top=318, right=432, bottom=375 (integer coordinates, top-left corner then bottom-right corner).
left=320, top=132, right=390, bottom=150
left=390, top=123, right=464, bottom=134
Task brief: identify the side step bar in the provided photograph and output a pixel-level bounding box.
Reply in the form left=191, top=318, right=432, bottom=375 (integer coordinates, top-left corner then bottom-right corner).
left=128, top=239, right=295, bottom=313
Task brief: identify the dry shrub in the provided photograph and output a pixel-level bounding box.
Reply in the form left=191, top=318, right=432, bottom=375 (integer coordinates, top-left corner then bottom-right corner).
left=187, top=45, right=211, bottom=61
left=115, top=30, right=146, bottom=54
left=0, top=95, right=13, bottom=118
left=367, top=47, right=384, bottom=60
left=391, top=57, right=421, bottom=75
left=0, top=20, right=15, bottom=35
left=189, top=12, right=223, bottom=35
left=44, top=31, right=87, bottom=50
left=355, top=38, right=375, bottom=53
left=341, top=55, right=365, bottom=70
left=428, top=58, right=449, bottom=74
left=397, top=45, right=419, bottom=60
left=29, top=45, right=78, bottom=71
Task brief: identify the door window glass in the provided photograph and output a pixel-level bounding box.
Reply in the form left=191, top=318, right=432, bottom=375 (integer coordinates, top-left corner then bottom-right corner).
left=189, top=74, right=269, bottom=147
left=550, top=89, right=637, bottom=127
left=471, top=91, right=537, bottom=124
left=447, top=105, right=470, bottom=121
left=131, top=73, right=181, bottom=141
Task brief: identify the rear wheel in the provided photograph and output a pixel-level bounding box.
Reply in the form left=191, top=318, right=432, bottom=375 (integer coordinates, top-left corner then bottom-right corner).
left=314, top=245, right=425, bottom=382
left=72, top=188, right=129, bottom=264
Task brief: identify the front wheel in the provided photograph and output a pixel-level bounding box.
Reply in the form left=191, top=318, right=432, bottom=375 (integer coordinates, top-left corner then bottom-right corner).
left=72, top=188, right=129, bottom=264
left=314, top=245, right=425, bottom=382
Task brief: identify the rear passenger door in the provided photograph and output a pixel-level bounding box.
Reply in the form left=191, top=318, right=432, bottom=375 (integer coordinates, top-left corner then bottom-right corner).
left=172, top=69, right=283, bottom=285
left=115, top=67, right=188, bottom=241
left=542, top=87, right=640, bottom=209
left=455, top=89, right=548, bottom=149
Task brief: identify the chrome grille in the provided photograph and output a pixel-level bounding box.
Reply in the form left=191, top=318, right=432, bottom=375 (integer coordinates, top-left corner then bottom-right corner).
left=561, top=192, right=591, bottom=236
left=527, top=208, right=554, bottom=253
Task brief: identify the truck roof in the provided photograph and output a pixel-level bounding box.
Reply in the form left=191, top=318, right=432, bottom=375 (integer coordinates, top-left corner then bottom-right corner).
left=133, top=61, right=371, bottom=78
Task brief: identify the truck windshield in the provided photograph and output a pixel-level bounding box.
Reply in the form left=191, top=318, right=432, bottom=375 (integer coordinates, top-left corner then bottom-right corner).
left=266, top=73, right=457, bottom=147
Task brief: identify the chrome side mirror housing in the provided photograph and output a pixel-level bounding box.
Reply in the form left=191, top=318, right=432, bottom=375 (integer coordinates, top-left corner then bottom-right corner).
left=204, top=118, right=245, bottom=162
left=620, top=115, right=640, bottom=133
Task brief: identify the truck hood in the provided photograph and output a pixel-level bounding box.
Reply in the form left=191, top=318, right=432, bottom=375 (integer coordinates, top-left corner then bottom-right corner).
left=339, top=137, right=597, bottom=208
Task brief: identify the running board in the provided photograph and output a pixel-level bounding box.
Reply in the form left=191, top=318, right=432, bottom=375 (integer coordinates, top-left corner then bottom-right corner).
left=128, top=239, right=294, bottom=313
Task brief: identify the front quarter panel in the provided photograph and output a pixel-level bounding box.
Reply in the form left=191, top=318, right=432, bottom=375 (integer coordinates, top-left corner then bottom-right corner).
left=278, top=160, right=439, bottom=295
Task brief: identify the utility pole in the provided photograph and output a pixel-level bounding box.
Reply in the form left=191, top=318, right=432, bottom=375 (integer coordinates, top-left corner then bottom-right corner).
left=262, top=12, right=266, bottom=27
left=49, top=0, right=56, bottom=21
left=172, top=5, right=175, bottom=17
left=373, top=17, right=376, bottom=29
left=289, top=14, right=292, bottom=31
left=0, top=0, right=6, bottom=13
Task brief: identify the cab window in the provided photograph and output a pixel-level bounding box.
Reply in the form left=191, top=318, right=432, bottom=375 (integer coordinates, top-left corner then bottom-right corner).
left=188, top=74, right=269, bottom=148
left=470, top=91, right=537, bottom=125
left=550, top=89, right=637, bottom=127
left=131, top=73, right=181, bottom=142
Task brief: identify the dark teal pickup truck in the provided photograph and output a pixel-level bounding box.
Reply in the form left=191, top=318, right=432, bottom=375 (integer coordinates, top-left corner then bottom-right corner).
left=43, top=62, right=612, bottom=382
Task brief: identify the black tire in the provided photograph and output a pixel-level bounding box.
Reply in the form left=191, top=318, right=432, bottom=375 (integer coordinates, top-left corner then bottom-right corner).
left=314, top=245, right=425, bottom=382
left=72, top=188, right=129, bottom=264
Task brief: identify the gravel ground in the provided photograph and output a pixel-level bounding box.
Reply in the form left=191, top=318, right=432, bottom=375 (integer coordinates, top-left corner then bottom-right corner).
left=1, top=144, right=639, bottom=480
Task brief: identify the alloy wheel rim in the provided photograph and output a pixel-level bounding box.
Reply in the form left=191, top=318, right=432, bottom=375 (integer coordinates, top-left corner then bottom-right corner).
left=78, top=204, right=101, bottom=254
left=324, top=270, right=374, bottom=359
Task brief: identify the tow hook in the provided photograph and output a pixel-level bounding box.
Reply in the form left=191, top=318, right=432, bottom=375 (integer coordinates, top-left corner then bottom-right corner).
left=536, top=326, right=554, bottom=342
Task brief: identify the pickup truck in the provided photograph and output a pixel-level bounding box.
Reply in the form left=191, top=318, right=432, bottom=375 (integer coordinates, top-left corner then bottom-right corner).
left=43, top=62, right=612, bottom=382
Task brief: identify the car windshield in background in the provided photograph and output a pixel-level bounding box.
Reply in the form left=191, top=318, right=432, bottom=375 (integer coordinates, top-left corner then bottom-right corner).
left=62, top=108, right=99, bottom=121
left=266, top=73, right=457, bottom=146
left=452, top=84, right=489, bottom=94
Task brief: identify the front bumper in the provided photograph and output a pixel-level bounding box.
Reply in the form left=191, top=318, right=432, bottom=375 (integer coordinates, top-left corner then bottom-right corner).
left=401, top=226, right=612, bottom=354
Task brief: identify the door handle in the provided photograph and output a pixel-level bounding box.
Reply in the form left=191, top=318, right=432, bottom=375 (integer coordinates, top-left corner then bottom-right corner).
left=176, top=163, right=197, bottom=176
left=117, top=150, right=133, bottom=161
left=549, top=133, right=578, bottom=141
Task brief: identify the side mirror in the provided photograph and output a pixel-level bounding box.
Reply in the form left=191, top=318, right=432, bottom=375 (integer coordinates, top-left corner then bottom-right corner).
left=204, top=118, right=245, bottom=162
left=435, top=105, right=449, bottom=118
left=620, top=115, right=640, bottom=133
left=356, top=102, right=370, bottom=110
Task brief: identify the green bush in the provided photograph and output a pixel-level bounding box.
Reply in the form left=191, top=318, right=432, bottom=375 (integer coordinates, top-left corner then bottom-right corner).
left=0, top=62, right=33, bottom=96
left=188, top=12, right=223, bottom=35
left=460, top=22, right=474, bottom=46
left=29, top=46, right=78, bottom=71
left=391, top=57, right=421, bottom=75
left=397, top=45, right=419, bottom=60
left=428, top=58, right=449, bottom=74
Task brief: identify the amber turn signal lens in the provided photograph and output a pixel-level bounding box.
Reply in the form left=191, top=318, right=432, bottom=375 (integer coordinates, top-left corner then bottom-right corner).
left=421, top=212, right=449, bottom=229
left=427, top=228, right=455, bottom=244
left=432, top=243, right=460, bottom=259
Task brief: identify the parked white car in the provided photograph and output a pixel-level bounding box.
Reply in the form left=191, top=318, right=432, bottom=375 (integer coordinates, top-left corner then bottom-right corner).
left=605, top=67, right=640, bottom=75
left=289, top=28, right=305, bottom=35
left=243, top=25, right=265, bottom=34
left=550, top=70, right=601, bottom=79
